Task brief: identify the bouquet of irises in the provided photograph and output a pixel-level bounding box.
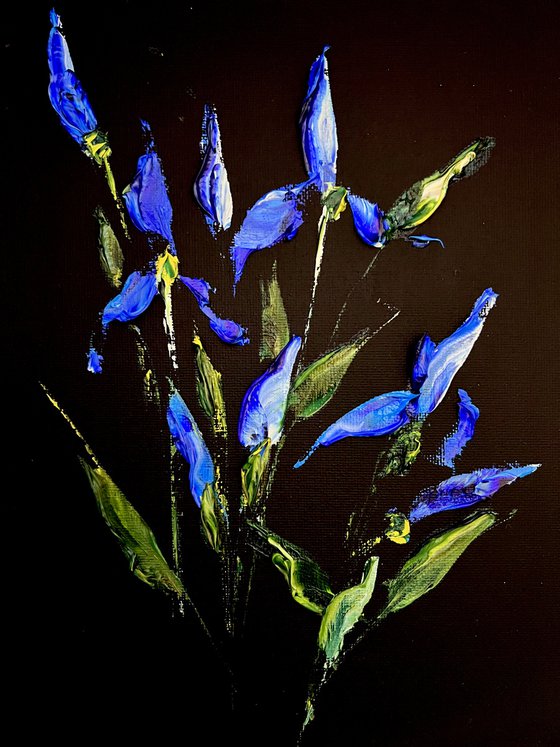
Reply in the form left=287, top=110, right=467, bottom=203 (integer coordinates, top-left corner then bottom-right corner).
left=44, top=10, right=539, bottom=741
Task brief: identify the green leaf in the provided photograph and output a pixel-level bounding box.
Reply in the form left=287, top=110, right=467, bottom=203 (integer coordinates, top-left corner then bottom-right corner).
left=247, top=522, right=334, bottom=614
left=193, top=335, right=227, bottom=437
left=379, top=419, right=424, bottom=477
left=386, top=137, right=495, bottom=235
left=200, top=482, right=228, bottom=554
left=241, top=439, right=271, bottom=508
left=260, top=261, right=290, bottom=362
left=80, top=458, right=184, bottom=596
left=287, top=328, right=371, bottom=420
left=379, top=512, right=497, bottom=619
left=319, top=556, right=379, bottom=662
left=94, top=205, right=124, bottom=288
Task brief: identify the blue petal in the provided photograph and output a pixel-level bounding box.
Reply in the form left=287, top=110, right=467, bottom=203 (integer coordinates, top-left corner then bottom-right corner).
left=47, top=12, right=97, bottom=143
left=47, top=11, right=75, bottom=77
left=300, top=47, right=338, bottom=192
left=414, top=288, right=498, bottom=416
left=347, top=194, right=387, bottom=248
left=101, top=271, right=158, bottom=326
left=409, top=464, right=540, bottom=523
left=438, top=389, right=479, bottom=468
left=295, top=391, right=418, bottom=468
left=231, top=182, right=309, bottom=286
left=406, top=235, right=445, bottom=248
left=193, top=104, right=233, bottom=234
left=122, top=122, right=174, bottom=247
left=411, top=334, right=436, bottom=391
left=87, top=347, right=103, bottom=374
left=167, top=391, right=215, bottom=507
left=238, top=336, right=301, bottom=448
left=179, top=276, right=249, bottom=346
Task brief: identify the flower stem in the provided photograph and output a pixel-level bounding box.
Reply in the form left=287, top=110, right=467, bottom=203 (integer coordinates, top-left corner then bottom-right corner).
left=161, top=283, right=179, bottom=370
left=300, top=205, right=329, bottom=368
left=102, top=155, right=130, bottom=240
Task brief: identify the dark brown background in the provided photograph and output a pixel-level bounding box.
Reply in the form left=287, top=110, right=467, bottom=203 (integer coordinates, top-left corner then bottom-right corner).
left=3, top=1, right=559, bottom=744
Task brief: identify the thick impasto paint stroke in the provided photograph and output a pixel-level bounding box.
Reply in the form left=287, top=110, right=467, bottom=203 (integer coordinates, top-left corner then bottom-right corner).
left=94, top=206, right=124, bottom=288
left=437, top=388, right=479, bottom=468
left=194, top=104, right=233, bottom=234
left=260, top=262, right=290, bottom=362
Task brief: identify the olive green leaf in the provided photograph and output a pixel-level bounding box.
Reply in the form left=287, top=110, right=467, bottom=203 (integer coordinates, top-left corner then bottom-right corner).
left=386, top=137, right=495, bottom=236
left=319, top=556, right=379, bottom=662
left=193, top=335, right=227, bottom=437
left=200, top=482, right=228, bottom=554
left=241, top=438, right=271, bottom=508
left=247, top=522, right=333, bottom=614
left=94, top=205, right=124, bottom=288
left=80, top=458, right=183, bottom=596
left=379, top=512, right=497, bottom=619
left=287, top=328, right=371, bottom=420
left=260, top=261, right=290, bottom=362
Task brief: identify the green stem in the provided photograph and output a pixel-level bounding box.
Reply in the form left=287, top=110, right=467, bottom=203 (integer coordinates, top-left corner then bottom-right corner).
left=300, top=206, right=329, bottom=369
left=102, top=155, right=130, bottom=240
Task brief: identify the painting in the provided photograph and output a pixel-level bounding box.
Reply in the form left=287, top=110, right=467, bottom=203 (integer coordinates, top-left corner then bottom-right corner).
left=5, top=1, right=557, bottom=744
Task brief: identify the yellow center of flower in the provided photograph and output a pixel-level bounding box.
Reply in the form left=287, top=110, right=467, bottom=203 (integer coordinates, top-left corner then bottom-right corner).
left=155, top=248, right=179, bottom=287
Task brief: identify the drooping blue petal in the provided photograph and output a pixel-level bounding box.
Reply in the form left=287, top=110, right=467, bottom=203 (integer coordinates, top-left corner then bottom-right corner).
left=231, top=182, right=309, bottom=287
left=405, top=235, right=445, bottom=249
left=411, top=334, right=436, bottom=391
left=101, top=271, right=158, bottom=326
left=193, top=104, right=233, bottom=235
left=167, top=391, right=215, bottom=507
left=294, top=391, right=418, bottom=468
left=438, top=389, right=479, bottom=468
left=347, top=194, right=389, bottom=248
left=238, top=336, right=302, bottom=448
left=300, top=46, right=338, bottom=192
left=47, top=12, right=97, bottom=144
left=87, top=347, right=103, bottom=374
left=409, top=464, right=540, bottom=523
left=122, top=121, right=174, bottom=248
left=179, top=276, right=249, bottom=346
left=413, top=288, right=498, bottom=416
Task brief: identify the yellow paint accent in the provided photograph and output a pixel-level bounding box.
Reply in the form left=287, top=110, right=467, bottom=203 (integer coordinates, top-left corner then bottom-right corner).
left=385, top=513, right=411, bottom=545
left=155, top=249, right=179, bottom=286
left=40, top=383, right=99, bottom=467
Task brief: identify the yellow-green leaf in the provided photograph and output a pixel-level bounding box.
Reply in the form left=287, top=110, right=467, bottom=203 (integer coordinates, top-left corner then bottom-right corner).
left=247, top=522, right=333, bottom=614
left=94, top=205, right=124, bottom=288
left=193, top=335, right=227, bottom=437
left=241, top=439, right=271, bottom=508
left=379, top=512, right=497, bottom=619
left=80, top=458, right=183, bottom=596
left=200, top=483, right=228, bottom=554
left=287, top=329, right=371, bottom=420
left=319, top=556, right=379, bottom=662
left=260, top=261, right=290, bottom=362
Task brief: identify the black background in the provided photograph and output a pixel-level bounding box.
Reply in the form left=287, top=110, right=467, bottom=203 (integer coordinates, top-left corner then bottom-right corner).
left=3, top=1, right=559, bottom=744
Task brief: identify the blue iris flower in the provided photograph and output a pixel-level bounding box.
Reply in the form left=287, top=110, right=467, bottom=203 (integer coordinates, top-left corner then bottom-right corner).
left=167, top=391, right=215, bottom=507
left=83, top=121, right=248, bottom=361
left=193, top=105, right=233, bottom=235
left=409, top=464, right=540, bottom=523
left=47, top=10, right=97, bottom=145
left=231, top=46, right=473, bottom=285
left=438, top=389, right=480, bottom=468
left=239, top=336, right=302, bottom=448
left=411, top=288, right=498, bottom=416
left=87, top=347, right=103, bottom=374
left=294, top=391, right=418, bottom=468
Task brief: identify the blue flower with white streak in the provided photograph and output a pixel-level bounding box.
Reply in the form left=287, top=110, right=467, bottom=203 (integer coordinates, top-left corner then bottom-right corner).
left=411, top=288, right=498, bottom=416
left=408, top=464, right=540, bottom=523
left=193, top=105, right=233, bottom=235
left=438, top=389, right=479, bottom=468
left=239, top=336, right=302, bottom=448
left=167, top=391, right=215, bottom=507
left=294, top=391, right=418, bottom=468
left=300, top=46, right=338, bottom=193
left=47, top=10, right=98, bottom=146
